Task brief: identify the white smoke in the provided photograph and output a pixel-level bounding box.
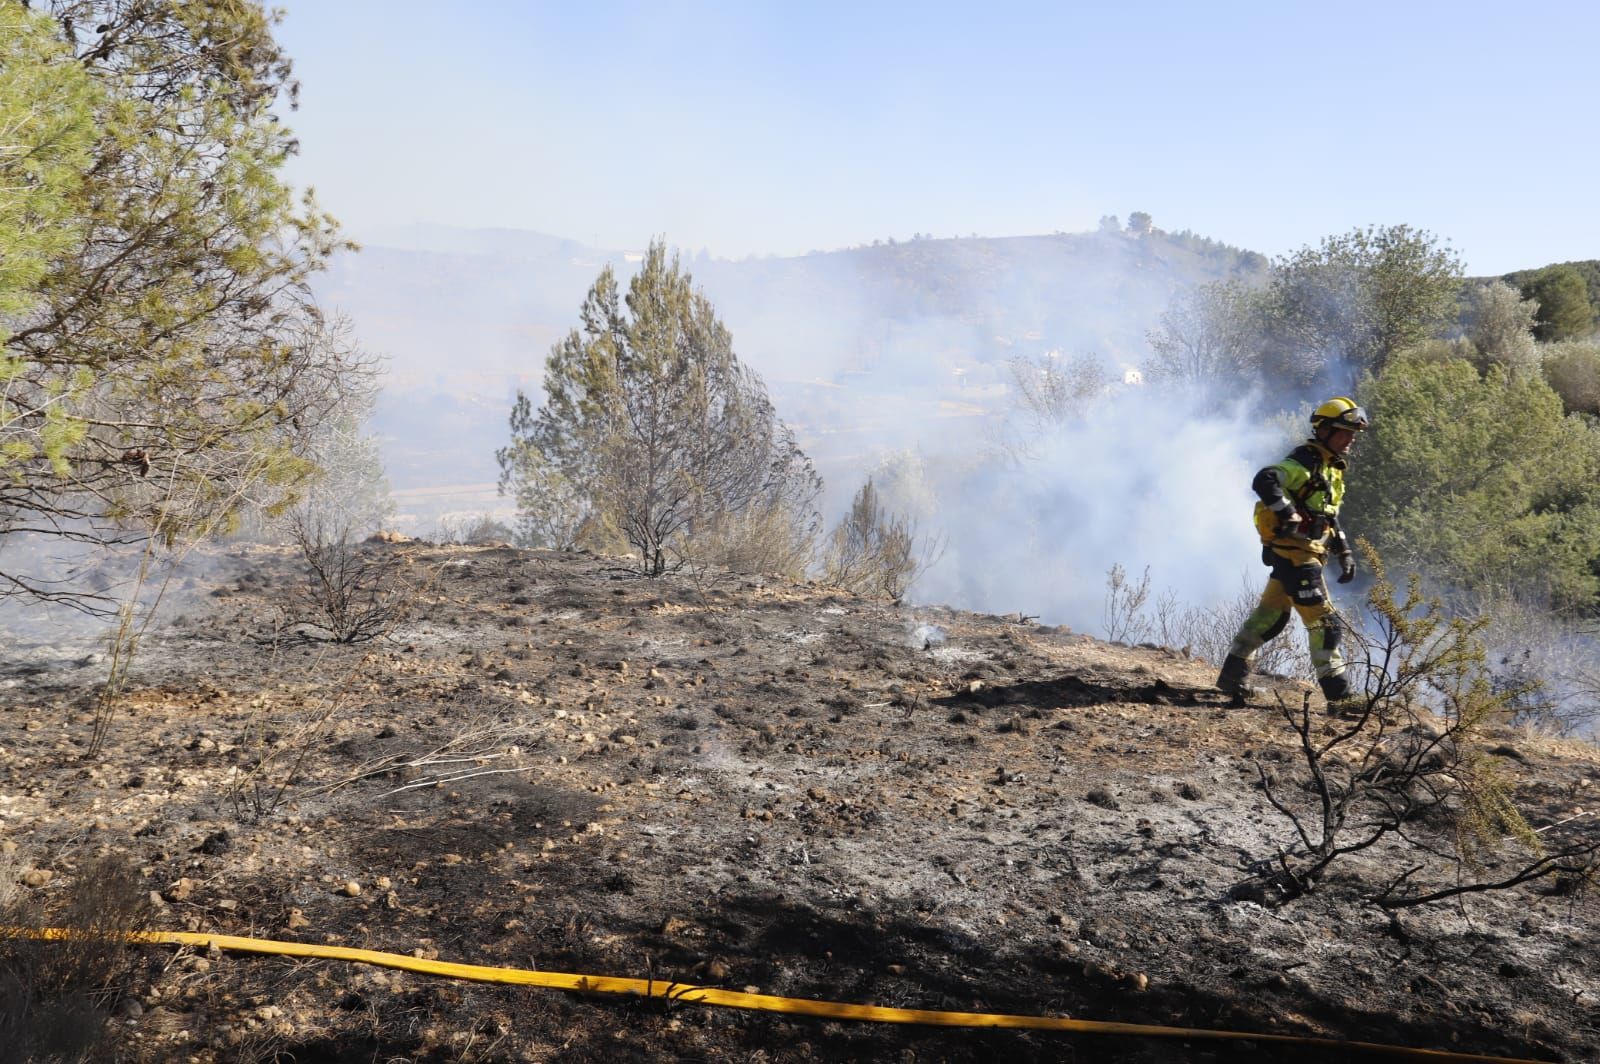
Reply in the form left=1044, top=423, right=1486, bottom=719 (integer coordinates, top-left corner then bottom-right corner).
left=886, top=384, right=1280, bottom=632
left=316, top=223, right=1280, bottom=630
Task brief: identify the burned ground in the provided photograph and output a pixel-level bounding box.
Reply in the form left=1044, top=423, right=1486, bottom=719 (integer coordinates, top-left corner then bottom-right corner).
left=1, top=542, right=1597, bottom=1062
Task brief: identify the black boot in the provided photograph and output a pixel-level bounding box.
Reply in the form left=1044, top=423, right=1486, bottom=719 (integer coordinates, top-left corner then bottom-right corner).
left=1216, top=654, right=1252, bottom=706
left=1318, top=673, right=1351, bottom=701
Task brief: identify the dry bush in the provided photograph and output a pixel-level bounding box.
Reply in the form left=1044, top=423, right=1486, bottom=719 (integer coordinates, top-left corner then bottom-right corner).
left=230, top=554, right=447, bottom=820
left=433, top=513, right=515, bottom=546
left=289, top=509, right=410, bottom=643
left=1102, top=563, right=1151, bottom=643
left=1109, top=570, right=1311, bottom=678
left=1251, top=544, right=1599, bottom=907
left=1143, top=280, right=1264, bottom=389
left=992, top=350, right=1108, bottom=461
left=684, top=499, right=818, bottom=580
left=0, top=855, right=153, bottom=1064
left=226, top=640, right=384, bottom=821
left=821, top=478, right=940, bottom=602
left=1006, top=350, right=1108, bottom=427
left=1193, top=582, right=1314, bottom=678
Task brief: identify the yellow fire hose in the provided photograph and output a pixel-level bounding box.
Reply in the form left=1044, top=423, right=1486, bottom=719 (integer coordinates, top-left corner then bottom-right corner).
left=24, top=927, right=1547, bottom=1062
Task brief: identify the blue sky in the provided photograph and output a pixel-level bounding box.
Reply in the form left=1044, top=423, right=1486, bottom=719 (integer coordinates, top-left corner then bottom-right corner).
left=277, top=1, right=1598, bottom=274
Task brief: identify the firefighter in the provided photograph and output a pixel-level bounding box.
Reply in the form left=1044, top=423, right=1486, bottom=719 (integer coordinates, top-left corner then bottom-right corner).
left=1216, top=396, right=1370, bottom=706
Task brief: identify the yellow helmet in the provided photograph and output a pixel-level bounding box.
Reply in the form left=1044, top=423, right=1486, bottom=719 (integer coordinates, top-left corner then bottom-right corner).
left=1311, top=396, right=1369, bottom=432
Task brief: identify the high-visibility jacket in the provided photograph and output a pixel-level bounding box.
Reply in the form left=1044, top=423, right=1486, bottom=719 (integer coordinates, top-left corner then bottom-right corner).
left=1251, top=439, right=1349, bottom=559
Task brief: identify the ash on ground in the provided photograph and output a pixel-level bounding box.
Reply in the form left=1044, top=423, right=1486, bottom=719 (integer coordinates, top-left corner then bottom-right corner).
left=1, top=542, right=1595, bottom=1062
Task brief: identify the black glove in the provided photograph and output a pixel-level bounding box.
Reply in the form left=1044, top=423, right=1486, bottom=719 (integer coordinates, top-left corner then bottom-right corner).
left=1275, top=509, right=1304, bottom=536
left=1337, top=551, right=1356, bottom=584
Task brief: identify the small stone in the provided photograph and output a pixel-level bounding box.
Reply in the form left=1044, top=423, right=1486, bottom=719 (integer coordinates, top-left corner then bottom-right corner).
left=375, top=876, right=392, bottom=890
left=20, top=868, right=53, bottom=889
left=195, top=830, right=232, bottom=855
left=1085, top=789, right=1121, bottom=811
left=286, top=908, right=310, bottom=930
left=163, top=877, right=194, bottom=901
left=1045, top=912, right=1080, bottom=935
left=886, top=963, right=907, bottom=976
left=340, top=881, right=362, bottom=897
left=704, top=959, right=731, bottom=981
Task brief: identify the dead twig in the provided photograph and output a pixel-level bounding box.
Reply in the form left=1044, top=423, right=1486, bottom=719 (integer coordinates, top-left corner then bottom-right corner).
left=374, top=765, right=537, bottom=800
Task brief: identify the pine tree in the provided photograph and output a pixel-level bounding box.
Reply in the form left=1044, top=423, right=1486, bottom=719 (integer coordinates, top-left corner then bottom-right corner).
left=504, top=241, right=819, bottom=575
left=2, top=3, right=357, bottom=613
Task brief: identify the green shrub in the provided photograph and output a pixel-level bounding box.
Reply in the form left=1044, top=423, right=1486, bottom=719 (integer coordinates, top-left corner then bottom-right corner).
left=1348, top=359, right=1600, bottom=612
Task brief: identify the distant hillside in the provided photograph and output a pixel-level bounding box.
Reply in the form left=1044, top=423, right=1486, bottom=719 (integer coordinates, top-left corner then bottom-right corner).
left=1498, top=258, right=1600, bottom=309
left=695, top=227, right=1266, bottom=378
left=358, top=222, right=599, bottom=263
left=317, top=222, right=1269, bottom=515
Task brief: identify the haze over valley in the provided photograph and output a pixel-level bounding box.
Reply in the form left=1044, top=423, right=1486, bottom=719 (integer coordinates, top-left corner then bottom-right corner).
left=332, top=219, right=1263, bottom=517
